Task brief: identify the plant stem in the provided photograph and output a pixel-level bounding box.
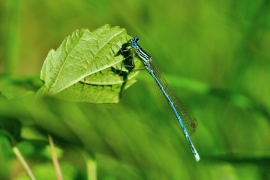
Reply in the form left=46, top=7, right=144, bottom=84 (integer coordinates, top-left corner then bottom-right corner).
left=48, top=134, right=63, bottom=180
left=12, top=146, right=36, bottom=180
left=82, top=150, right=97, bottom=180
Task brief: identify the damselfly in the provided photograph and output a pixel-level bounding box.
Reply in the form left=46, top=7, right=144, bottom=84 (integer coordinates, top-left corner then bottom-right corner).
left=128, top=36, right=200, bottom=161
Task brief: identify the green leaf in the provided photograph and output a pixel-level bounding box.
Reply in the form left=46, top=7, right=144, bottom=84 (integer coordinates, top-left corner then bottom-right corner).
left=54, top=70, right=139, bottom=103
left=81, top=68, right=139, bottom=85
left=0, top=116, right=22, bottom=145
left=54, top=82, right=123, bottom=103
left=37, top=24, right=139, bottom=103
left=0, top=76, right=42, bottom=99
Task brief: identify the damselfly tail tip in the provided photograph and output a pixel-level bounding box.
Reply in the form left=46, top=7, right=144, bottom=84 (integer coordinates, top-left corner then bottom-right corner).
left=195, top=154, right=200, bottom=162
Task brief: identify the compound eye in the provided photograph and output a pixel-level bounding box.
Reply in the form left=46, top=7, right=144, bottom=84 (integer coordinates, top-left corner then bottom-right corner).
left=130, top=41, right=136, bottom=48
left=134, top=36, right=140, bottom=42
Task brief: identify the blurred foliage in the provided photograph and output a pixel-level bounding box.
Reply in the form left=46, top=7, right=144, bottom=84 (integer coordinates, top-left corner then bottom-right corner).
left=0, top=0, right=270, bottom=180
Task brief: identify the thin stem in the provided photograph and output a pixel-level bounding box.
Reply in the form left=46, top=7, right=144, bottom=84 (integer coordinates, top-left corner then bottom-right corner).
left=48, top=134, right=63, bottom=180
left=12, top=146, right=36, bottom=180
left=81, top=150, right=97, bottom=180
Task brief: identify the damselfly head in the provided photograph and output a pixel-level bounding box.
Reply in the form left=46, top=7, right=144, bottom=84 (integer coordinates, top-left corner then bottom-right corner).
left=130, top=36, right=140, bottom=49
left=134, top=36, right=140, bottom=42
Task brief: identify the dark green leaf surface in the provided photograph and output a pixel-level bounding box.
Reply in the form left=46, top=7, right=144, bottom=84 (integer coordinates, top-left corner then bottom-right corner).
left=0, top=116, right=21, bottom=145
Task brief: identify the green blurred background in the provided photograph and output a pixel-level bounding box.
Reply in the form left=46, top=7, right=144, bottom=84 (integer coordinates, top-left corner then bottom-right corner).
left=1, top=0, right=270, bottom=179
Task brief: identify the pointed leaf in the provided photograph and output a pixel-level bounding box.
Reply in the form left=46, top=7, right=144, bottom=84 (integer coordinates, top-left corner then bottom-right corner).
left=37, top=25, right=138, bottom=103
